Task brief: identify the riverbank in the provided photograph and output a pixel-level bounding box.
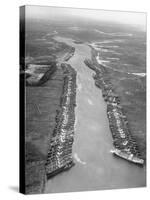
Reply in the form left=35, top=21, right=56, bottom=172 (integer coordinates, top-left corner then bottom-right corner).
left=64, top=47, right=75, bottom=61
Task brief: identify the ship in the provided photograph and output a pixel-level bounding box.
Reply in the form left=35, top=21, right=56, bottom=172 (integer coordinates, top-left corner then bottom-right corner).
left=110, top=149, right=144, bottom=165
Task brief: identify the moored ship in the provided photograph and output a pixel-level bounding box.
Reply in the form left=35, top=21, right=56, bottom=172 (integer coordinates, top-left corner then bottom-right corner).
left=110, top=149, right=144, bottom=165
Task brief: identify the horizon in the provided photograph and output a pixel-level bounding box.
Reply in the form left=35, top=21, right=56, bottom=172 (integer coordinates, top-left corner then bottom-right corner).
left=25, top=5, right=146, bottom=31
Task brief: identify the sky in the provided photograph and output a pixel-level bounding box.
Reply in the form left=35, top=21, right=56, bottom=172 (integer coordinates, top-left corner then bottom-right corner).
left=26, top=5, right=146, bottom=31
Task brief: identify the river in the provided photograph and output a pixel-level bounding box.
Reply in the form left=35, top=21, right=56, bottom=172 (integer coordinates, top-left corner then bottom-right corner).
left=44, top=36, right=146, bottom=193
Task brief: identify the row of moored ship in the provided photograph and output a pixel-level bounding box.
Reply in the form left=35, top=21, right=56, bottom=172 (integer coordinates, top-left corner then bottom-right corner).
left=84, top=59, right=144, bottom=166
left=45, top=63, right=77, bottom=178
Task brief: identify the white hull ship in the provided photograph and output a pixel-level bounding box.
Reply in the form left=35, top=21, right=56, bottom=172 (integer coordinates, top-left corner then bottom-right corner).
left=110, top=149, right=144, bottom=165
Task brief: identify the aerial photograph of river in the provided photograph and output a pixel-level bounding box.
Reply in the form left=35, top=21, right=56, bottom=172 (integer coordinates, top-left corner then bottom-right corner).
left=20, top=5, right=146, bottom=194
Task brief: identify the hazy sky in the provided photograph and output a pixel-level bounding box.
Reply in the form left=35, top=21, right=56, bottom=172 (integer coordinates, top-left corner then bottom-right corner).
left=26, top=5, right=146, bottom=30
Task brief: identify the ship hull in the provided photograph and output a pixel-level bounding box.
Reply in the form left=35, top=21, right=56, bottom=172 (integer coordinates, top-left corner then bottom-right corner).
left=110, top=149, right=144, bottom=166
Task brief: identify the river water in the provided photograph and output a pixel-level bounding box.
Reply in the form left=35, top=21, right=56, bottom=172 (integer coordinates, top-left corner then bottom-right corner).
left=44, top=36, right=146, bottom=193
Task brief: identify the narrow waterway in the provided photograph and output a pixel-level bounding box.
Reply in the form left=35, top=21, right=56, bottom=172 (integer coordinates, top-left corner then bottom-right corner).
left=44, top=36, right=146, bottom=193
